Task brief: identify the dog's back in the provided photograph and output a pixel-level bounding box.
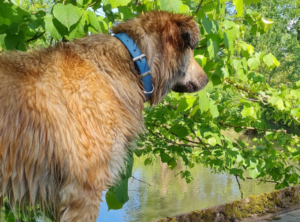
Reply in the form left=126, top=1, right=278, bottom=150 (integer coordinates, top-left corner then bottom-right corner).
left=0, top=35, right=144, bottom=220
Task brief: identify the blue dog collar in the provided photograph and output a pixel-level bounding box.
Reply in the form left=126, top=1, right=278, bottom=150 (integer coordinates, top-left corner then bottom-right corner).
left=114, top=33, right=154, bottom=99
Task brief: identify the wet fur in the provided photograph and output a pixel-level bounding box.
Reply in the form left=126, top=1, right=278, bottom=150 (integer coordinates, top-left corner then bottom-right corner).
left=0, top=11, right=203, bottom=221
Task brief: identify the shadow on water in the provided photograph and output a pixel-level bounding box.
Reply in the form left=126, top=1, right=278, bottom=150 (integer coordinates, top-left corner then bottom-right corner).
left=98, top=132, right=276, bottom=222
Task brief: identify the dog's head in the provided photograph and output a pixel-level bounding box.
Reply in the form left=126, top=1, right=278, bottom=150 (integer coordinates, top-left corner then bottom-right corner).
left=112, top=11, right=208, bottom=104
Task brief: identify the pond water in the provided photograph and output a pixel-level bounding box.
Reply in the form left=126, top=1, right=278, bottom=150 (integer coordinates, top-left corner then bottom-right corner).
left=97, top=133, right=275, bottom=222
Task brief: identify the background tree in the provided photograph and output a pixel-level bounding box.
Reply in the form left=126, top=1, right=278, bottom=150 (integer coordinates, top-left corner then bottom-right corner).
left=0, top=0, right=300, bottom=220
left=244, top=0, right=300, bottom=86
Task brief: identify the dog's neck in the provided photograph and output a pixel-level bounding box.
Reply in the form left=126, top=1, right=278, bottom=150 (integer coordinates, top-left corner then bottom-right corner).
left=114, top=33, right=154, bottom=101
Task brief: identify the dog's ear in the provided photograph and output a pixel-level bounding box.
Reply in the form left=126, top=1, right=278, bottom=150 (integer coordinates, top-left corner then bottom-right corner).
left=175, top=16, right=200, bottom=50
left=181, top=31, right=197, bottom=49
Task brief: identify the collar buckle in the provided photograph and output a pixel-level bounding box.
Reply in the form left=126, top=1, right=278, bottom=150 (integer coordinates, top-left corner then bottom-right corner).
left=133, top=54, right=146, bottom=62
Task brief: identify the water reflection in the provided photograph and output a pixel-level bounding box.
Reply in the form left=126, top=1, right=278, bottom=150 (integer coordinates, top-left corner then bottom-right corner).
left=98, top=153, right=275, bottom=222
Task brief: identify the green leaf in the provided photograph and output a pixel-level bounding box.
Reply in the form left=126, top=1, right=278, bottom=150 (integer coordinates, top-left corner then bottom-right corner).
left=7, top=211, right=16, bottom=222
left=3, top=33, right=21, bottom=50
left=53, top=3, right=82, bottom=30
left=0, top=34, right=6, bottom=48
left=160, top=153, right=171, bottom=163
left=98, top=17, right=109, bottom=34
left=144, top=157, right=152, bottom=165
left=224, top=33, right=234, bottom=54
left=105, top=188, right=125, bottom=210
left=87, top=10, right=100, bottom=32
left=189, top=105, right=199, bottom=116
left=268, top=96, right=285, bottom=111
left=160, top=0, right=182, bottom=13
left=223, top=20, right=236, bottom=30
left=198, top=88, right=210, bottom=113
left=247, top=58, right=260, bottom=70
left=168, top=158, right=177, bottom=169
left=177, top=97, right=189, bottom=112
left=201, top=17, right=213, bottom=35
left=42, top=14, right=67, bottom=40
left=109, top=0, right=131, bottom=8
left=233, top=0, right=243, bottom=17
left=125, top=153, right=134, bottom=178
left=177, top=96, right=196, bottom=113
left=119, top=6, right=135, bottom=20
left=291, top=108, right=300, bottom=118
left=241, top=104, right=256, bottom=119
left=211, top=74, right=222, bottom=86
left=263, top=53, right=280, bottom=70
left=169, top=124, right=189, bottom=138
left=225, top=25, right=239, bottom=40
left=76, top=0, right=91, bottom=8
left=8, top=22, right=19, bottom=34
left=207, top=39, right=219, bottom=60
left=210, top=102, right=219, bottom=118
left=245, top=0, right=260, bottom=5
left=249, top=168, right=259, bottom=179
left=112, top=179, right=129, bottom=205
left=68, top=16, right=87, bottom=40
left=194, top=55, right=207, bottom=68
left=179, top=4, right=190, bottom=14
left=10, top=0, right=19, bottom=5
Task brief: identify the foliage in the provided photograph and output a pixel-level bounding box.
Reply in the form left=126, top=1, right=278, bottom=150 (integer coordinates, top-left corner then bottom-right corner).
left=244, top=0, right=300, bottom=86
left=0, top=0, right=300, bottom=219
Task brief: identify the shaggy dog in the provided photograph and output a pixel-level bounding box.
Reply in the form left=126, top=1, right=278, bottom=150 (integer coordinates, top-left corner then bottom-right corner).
left=0, top=11, right=207, bottom=221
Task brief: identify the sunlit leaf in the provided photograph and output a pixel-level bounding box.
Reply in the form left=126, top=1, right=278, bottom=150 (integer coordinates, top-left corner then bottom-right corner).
left=53, top=3, right=82, bottom=30
left=160, top=0, right=182, bottom=13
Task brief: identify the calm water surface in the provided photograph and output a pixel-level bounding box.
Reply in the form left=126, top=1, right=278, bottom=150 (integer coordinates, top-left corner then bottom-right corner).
left=97, top=133, right=275, bottom=222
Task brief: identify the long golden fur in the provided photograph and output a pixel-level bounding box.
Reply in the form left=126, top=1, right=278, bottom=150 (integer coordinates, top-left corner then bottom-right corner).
left=0, top=11, right=207, bottom=221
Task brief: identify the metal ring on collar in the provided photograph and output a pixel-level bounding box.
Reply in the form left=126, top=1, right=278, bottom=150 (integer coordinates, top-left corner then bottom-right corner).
left=143, top=84, right=154, bottom=94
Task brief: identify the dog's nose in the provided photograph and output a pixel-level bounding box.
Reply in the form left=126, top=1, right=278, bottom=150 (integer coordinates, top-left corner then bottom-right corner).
left=206, top=78, right=209, bottom=84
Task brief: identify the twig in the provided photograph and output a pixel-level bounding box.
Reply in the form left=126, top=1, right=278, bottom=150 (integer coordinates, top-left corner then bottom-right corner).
left=218, top=121, right=287, bottom=134
left=196, top=44, right=228, bottom=50
left=225, top=79, right=256, bottom=95
left=246, top=177, right=277, bottom=183
left=235, top=175, right=244, bottom=199
left=187, top=125, right=212, bottom=154
left=193, top=0, right=205, bottom=17
left=147, top=127, right=199, bottom=148
left=88, top=0, right=101, bottom=7
left=131, top=176, right=152, bottom=186
left=291, top=115, right=300, bottom=124
left=49, top=37, right=53, bottom=46
left=26, top=31, right=45, bottom=43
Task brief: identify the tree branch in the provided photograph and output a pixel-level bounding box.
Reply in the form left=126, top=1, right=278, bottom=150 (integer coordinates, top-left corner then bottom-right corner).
left=291, top=114, right=300, bottom=124
left=218, top=120, right=287, bottom=134
left=235, top=175, right=244, bottom=199
left=131, top=176, right=152, bottom=186
left=193, top=0, right=205, bottom=17
left=147, top=127, right=199, bottom=148
left=225, top=79, right=300, bottom=127
left=151, top=124, right=209, bottom=146
left=187, top=124, right=211, bottom=154
left=225, top=79, right=257, bottom=96
left=246, top=177, right=277, bottom=183
left=88, top=0, right=101, bottom=7
left=26, top=31, right=45, bottom=43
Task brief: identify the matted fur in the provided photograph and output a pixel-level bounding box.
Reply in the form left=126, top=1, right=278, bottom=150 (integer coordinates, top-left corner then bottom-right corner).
left=0, top=11, right=207, bottom=221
